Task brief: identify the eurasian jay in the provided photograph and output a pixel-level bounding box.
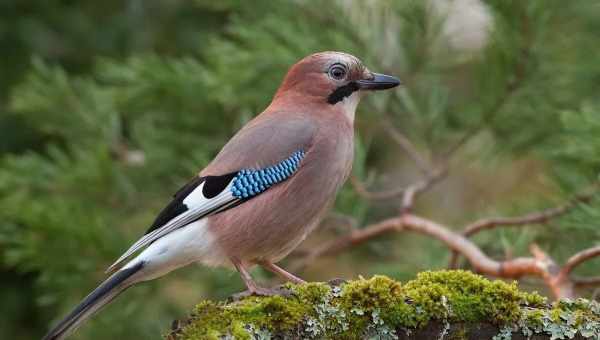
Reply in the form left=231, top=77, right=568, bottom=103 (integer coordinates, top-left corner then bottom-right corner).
left=43, top=51, right=401, bottom=340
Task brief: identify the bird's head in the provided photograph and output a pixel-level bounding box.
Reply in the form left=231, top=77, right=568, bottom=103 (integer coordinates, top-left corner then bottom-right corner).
left=273, top=51, right=401, bottom=120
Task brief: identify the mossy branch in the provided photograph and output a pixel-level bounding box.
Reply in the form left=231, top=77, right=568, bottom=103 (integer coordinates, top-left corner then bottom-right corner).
left=166, top=271, right=600, bottom=340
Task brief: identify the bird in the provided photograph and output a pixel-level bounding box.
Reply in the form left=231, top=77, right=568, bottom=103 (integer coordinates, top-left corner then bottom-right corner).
left=43, top=51, right=401, bottom=340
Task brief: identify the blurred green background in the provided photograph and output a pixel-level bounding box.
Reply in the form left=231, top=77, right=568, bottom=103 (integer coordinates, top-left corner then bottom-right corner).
left=1, top=0, right=599, bottom=339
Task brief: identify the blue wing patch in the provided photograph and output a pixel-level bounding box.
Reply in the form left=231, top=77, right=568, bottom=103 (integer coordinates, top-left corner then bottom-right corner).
left=145, top=150, right=305, bottom=235
left=231, top=150, right=305, bottom=199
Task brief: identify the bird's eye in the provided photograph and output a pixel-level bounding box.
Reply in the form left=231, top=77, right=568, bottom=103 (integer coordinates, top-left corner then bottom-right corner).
left=328, top=64, right=347, bottom=80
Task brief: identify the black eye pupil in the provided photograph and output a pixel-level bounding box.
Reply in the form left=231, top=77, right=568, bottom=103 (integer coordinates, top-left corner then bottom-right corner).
left=330, top=65, right=346, bottom=80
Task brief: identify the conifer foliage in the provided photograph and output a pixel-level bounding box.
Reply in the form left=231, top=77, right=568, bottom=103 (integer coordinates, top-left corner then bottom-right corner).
left=0, top=1, right=598, bottom=339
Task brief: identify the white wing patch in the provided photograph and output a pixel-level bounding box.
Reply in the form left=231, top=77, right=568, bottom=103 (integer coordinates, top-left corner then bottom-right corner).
left=182, top=182, right=209, bottom=206
left=106, top=181, right=239, bottom=273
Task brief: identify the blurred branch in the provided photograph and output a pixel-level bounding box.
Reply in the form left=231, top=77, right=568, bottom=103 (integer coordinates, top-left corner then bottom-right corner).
left=560, top=246, right=600, bottom=279
left=350, top=165, right=447, bottom=206
left=322, top=212, right=358, bottom=232
left=293, top=210, right=599, bottom=299
left=350, top=120, right=438, bottom=201
left=350, top=176, right=407, bottom=200
left=463, top=195, right=596, bottom=238
left=351, top=122, right=448, bottom=203
left=381, top=120, right=432, bottom=176
left=400, top=166, right=447, bottom=213
left=448, top=183, right=600, bottom=268
left=290, top=217, right=395, bottom=271
left=573, top=276, right=600, bottom=288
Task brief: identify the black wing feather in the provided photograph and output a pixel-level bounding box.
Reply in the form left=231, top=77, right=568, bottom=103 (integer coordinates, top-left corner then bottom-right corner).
left=145, top=176, right=205, bottom=235
left=202, top=173, right=237, bottom=198
left=144, top=172, right=238, bottom=235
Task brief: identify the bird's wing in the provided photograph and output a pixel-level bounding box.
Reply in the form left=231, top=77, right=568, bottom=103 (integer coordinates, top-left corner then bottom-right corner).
left=107, top=113, right=316, bottom=273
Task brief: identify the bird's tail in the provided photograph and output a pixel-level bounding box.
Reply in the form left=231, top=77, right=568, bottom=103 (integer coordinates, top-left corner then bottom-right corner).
left=43, top=261, right=145, bottom=340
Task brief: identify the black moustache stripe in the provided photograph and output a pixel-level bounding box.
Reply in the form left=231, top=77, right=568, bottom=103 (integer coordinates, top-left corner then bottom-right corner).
left=327, top=81, right=359, bottom=105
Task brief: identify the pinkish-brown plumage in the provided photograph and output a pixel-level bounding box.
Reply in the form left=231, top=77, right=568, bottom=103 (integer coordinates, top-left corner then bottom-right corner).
left=43, top=51, right=400, bottom=340
left=201, top=52, right=367, bottom=268
left=205, top=104, right=354, bottom=266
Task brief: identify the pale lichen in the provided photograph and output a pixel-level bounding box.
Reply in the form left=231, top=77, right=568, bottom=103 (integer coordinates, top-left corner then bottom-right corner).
left=166, top=270, right=600, bottom=339
left=514, top=298, right=600, bottom=339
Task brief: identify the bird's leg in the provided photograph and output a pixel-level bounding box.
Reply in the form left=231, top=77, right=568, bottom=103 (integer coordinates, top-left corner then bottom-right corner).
left=231, top=258, right=291, bottom=298
left=260, top=261, right=306, bottom=285
left=232, top=258, right=261, bottom=293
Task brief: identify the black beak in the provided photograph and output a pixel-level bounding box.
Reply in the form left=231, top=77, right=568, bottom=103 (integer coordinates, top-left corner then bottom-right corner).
left=356, top=73, right=401, bottom=91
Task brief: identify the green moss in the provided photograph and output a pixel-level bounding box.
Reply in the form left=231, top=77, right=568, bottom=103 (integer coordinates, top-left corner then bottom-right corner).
left=175, top=293, right=312, bottom=338
left=403, top=270, right=543, bottom=325
left=287, top=281, right=332, bottom=305
left=338, top=275, right=407, bottom=337
left=168, top=270, right=600, bottom=339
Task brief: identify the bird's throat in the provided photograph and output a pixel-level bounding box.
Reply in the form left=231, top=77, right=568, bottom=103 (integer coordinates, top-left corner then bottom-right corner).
left=338, top=91, right=360, bottom=122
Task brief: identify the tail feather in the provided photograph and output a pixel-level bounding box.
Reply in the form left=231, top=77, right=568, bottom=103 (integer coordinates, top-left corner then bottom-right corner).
left=43, top=261, right=144, bottom=340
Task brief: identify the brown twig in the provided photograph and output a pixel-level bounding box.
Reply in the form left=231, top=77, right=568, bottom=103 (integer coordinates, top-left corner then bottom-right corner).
left=401, top=166, right=447, bottom=213
left=290, top=218, right=396, bottom=272
left=349, top=166, right=446, bottom=203
left=293, top=212, right=600, bottom=299
left=381, top=121, right=432, bottom=176
left=350, top=176, right=408, bottom=200
left=463, top=187, right=599, bottom=237
left=573, top=276, right=600, bottom=288
left=448, top=185, right=599, bottom=268
left=322, top=212, right=358, bottom=232
left=294, top=214, right=544, bottom=286
left=560, top=246, right=600, bottom=279
left=350, top=121, right=436, bottom=201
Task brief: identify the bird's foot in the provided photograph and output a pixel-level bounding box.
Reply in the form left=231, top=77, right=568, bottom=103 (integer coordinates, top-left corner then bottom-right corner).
left=230, top=286, right=292, bottom=301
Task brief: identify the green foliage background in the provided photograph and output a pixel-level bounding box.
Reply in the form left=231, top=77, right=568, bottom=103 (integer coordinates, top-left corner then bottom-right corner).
left=0, top=1, right=599, bottom=339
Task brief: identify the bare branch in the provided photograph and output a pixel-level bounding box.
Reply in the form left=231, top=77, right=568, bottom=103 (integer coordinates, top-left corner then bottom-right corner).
left=448, top=184, right=599, bottom=269
left=381, top=121, right=431, bottom=176
left=463, top=207, right=570, bottom=237
left=350, top=176, right=407, bottom=200
left=322, top=212, right=358, bottom=232
left=295, top=214, right=546, bottom=280
left=400, top=215, right=548, bottom=279
left=349, top=164, right=447, bottom=203
left=528, top=244, right=574, bottom=299
left=463, top=186, right=599, bottom=237
left=561, top=246, right=600, bottom=278
left=349, top=120, right=436, bottom=201
left=401, top=166, right=448, bottom=213
left=573, top=276, right=600, bottom=288
left=293, top=212, right=599, bottom=299
left=289, top=218, right=397, bottom=272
